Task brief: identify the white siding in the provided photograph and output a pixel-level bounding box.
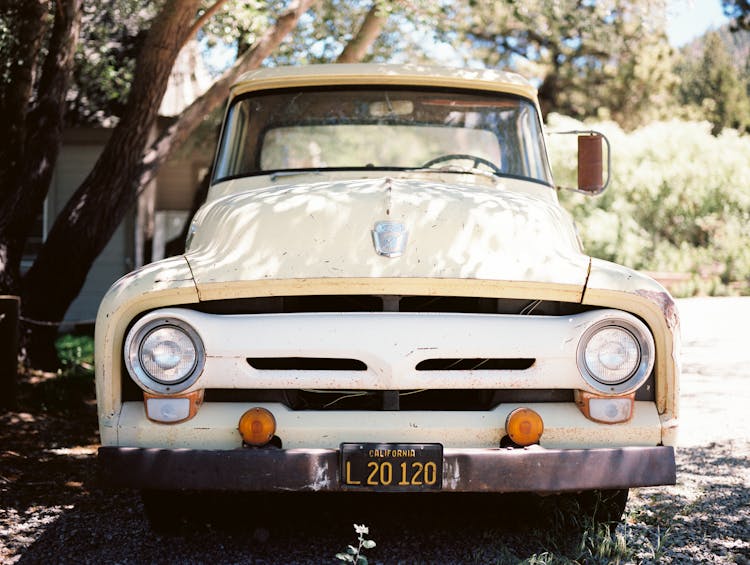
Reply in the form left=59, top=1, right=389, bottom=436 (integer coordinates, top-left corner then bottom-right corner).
left=155, top=158, right=210, bottom=210
left=49, top=137, right=132, bottom=324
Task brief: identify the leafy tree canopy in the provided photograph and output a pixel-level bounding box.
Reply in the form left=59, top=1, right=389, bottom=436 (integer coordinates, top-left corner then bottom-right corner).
left=723, top=0, right=750, bottom=30
left=66, top=0, right=273, bottom=125
left=450, top=0, right=676, bottom=128
left=676, top=29, right=750, bottom=134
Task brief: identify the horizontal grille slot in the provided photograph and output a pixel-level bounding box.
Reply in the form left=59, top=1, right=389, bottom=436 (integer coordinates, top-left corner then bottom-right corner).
left=247, top=357, right=367, bottom=371
left=202, top=389, right=574, bottom=410
left=416, top=358, right=535, bottom=371
left=195, top=295, right=592, bottom=316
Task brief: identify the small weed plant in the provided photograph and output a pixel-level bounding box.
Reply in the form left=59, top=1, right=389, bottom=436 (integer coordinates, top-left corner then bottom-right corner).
left=336, top=524, right=376, bottom=565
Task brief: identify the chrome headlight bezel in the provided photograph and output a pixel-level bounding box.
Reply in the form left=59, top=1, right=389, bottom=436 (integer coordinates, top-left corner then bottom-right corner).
left=576, top=318, right=655, bottom=395
left=124, top=317, right=205, bottom=394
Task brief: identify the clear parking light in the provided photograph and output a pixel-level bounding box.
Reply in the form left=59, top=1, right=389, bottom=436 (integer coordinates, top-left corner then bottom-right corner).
left=146, top=397, right=190, bottom=422
left=577, top=318, right=654, bottom=395
left=143, top=390, right=204, bottom=424
left=589, top=397, right=632, bottom=423
left=125, top=318, right=205, bottom=394
left=575, top=390, right=634, bottom=424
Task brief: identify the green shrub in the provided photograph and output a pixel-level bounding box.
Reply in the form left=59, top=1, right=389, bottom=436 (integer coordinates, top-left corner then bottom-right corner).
left=55, top=334, right=94, bottom=376
left=548, top=115, right=750, bottom=296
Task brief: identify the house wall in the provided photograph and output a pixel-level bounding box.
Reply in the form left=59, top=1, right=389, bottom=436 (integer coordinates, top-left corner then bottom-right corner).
left=49, top=127, right=210, bottom=324
left=156, top=158, right=209, bottom=210
left=50, top=129, right=134, bottom=324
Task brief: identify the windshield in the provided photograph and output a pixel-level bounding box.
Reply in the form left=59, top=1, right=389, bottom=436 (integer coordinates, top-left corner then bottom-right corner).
left=214, top=87, right=553, bottom=186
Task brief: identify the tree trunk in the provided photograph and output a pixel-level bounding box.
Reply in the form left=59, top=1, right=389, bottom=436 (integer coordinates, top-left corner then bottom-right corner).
left=537, top=70, right=560, bottom=121
left=21, top=0, right=316, bottom=369
left=21, top=0, right=202, bottom=368
left=0, top=0, right=82, bottom=370
left=137, top=0, right=318, bottom=191
left=0, top=0, right=49, bottom=294
left=336, top=4, right=388, bottom=63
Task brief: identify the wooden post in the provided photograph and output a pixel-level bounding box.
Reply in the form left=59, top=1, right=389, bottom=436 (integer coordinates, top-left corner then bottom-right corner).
left=0, top=296, right=20, bottom=409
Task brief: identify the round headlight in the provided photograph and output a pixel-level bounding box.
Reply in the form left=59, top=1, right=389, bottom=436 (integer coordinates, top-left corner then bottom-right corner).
left=583, top=327, right=639, bottom=385
left=125, top=318, right=205, bottom=394
left=577, top=319, right=654, bottom=394
left=140, top=326, right=197, bottom=384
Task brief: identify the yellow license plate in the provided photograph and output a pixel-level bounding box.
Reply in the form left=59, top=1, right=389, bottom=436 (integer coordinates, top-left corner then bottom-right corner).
left=340, top=443, right=443, bottom=491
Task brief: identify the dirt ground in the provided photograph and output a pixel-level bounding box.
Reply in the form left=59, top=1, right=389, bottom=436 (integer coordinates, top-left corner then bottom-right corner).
left=1, top=297, right=748, bottom=563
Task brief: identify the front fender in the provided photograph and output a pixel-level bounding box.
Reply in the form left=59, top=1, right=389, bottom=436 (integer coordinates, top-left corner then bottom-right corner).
left=582, top=258, right=680, bottom=445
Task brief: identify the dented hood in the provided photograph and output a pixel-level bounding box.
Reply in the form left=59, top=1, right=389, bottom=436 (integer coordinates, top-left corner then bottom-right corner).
left=185, top=177, right=590, bottom=293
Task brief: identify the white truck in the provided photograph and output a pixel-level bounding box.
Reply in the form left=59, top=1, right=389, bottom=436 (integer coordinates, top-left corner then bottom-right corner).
left=96, top=64, right=679, bottom=526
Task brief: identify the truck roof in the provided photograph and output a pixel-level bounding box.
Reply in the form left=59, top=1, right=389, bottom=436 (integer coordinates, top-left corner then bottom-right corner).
left=231, top=63, right=538, bottom=102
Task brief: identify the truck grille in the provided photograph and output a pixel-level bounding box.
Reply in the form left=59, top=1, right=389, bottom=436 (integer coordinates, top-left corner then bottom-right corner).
left=196, top=295, right=591, bottom=316
left=203, top=388, right=573, bottom=411
left=120, top=301, right=659, bottom=408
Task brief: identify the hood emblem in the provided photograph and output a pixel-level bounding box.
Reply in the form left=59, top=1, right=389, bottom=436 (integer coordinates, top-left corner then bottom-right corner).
left=372, top=221, right=408, bottom=258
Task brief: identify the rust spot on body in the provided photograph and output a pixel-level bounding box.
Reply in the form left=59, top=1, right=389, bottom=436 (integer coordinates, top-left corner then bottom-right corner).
left=635, top=289, right=679, bottom=332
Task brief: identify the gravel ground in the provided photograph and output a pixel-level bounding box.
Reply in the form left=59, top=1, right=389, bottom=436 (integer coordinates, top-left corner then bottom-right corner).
left=1, top=297, right=749, bottom=564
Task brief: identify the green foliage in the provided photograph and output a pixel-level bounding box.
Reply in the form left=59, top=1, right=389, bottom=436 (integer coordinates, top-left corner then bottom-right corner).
left=67, top=0, right=272, bottom=124
left=15, top=334, right=96, bottom=414
left=336, top=524, right=376, bottom=565
left=66, top=1, right=156, bottom=125
left=549, top=114, right=750, bottom=296
left=55, top=334, right=95, bottom=375
left=723, top=0, right=750, bottom=30
left=270, top=0, right=433, bottom=65
left=676, top=31, right=750, bottom=135
left=456, top=0, right=676, bottom=129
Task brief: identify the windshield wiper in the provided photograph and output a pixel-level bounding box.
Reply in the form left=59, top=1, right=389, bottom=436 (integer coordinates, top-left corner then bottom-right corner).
left=409, top=165, right=499, bottom=179
left=269, top=169, right=322, bottom=181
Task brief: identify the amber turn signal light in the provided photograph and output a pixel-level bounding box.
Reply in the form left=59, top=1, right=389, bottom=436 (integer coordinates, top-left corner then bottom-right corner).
left=238, top=407, right=276, bottom=446
left=505, top=407, right=544, bottom=446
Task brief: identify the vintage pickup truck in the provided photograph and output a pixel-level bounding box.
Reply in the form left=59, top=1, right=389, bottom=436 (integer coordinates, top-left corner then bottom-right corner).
left=96, top=64, right=679, bottom=525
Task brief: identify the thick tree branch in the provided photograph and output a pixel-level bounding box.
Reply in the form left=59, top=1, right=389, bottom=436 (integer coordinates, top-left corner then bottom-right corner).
left=336, top=3, right=388, bottom=63
left=183, top=0, right=229, bottom=49
left=0, top=0, right=48, bottom=207
left=21, top=0, right=317, bottom=338
left=12, top=0, right=83, bottom=231
left=22, top=0, right=202, bottom=323
left=0, top=0, right=81, bottom=295
left=138, top=0, right=318, bottom=190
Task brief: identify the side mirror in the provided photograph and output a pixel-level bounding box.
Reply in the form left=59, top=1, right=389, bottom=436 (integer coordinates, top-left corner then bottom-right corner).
left=551, top=130, right=611, bottom=195
left=578, top=134, right=606, bottom=193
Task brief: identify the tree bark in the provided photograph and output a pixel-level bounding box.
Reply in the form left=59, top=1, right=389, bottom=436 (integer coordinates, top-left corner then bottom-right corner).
left=0, top=0, right=49, bottom=293
left=137, top=0, right=318, bottom=191
left=20, top=0, right=316, bottom=368
left=0, top=0, right=82, bottom=371
left=336, top=3, right=388, bottom=63
left=3, top=0, right=82, bottom=281
left=21, top=0, right=202, bottom=367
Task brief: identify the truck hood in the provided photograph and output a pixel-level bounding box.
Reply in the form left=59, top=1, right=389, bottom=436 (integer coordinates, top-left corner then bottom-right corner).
left=185, top=177, right=590, bottom=293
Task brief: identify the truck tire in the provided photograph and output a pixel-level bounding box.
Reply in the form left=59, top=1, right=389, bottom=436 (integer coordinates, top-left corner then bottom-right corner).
left=141, top=490, right=192, bottom=533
